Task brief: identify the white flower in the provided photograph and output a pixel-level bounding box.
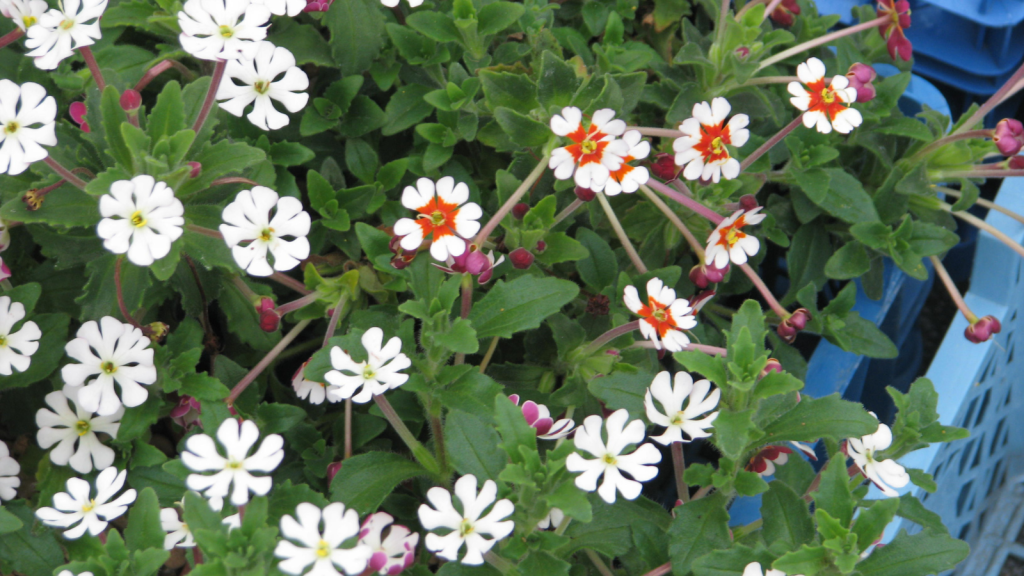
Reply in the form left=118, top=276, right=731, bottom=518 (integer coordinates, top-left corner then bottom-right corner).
left=182, top=418, right=284, bottom=511
left=57, top=571, right=94, bottom=576
left=565, top=409, right=662, bottom=504
left=743, top=562, right=797, bottom=576
left=325, top=327, right=411, bottom=404
left=788, top=57, right=862, bottom=134
left=35, top=466, right=136, bottom=539
left=536, top=508, right=564, bottom=531
left=0, top=295, right=40, bottom=375
left=36, top=387, right=121, bottom=474
left=24, top=0, right=106, bottom=70
left=161, top=508, right=196, bottom=549
left=392, top=177, right=482, bottom=262
left=644, top=371, right=720, bottom=445
left=673, top=97, right=750, bottom=183
left=592, top=129, right=650, bottom=196
left=275, top=502, right=373, bottom=576
left=623, top=277, right=698, bottom=352
left=219, top=186, right=311, bottom=277
left=0, top=80, right=56, bottom=175
left=249, top=0, right=303, bottom=16
left=97, top=175, right=185, bottom=266
left=704, top=207, right=767, bottom=269
left=293, top=361, right=336, bottom=405
left=379, top=0, right=422, bottom=7
left=217, top=42, right=309, bottom=131
left=177, top=0, right=270, bottom=62
left=418, top=474, right=514, bottom=565
left=548, top=107, right=629, bottom=189
left=508, top=394, right=575, bottom=440
left=0, top=216, right=10, bottom=252
left=1, top=0, right=47, bottom=31
left=359, top=512, right=419, bottom=575
left=0, top=441, right=20, bottom=501
left=847, top=419, right=909, bottom=498
left=61, top=316, right=157, bottom=416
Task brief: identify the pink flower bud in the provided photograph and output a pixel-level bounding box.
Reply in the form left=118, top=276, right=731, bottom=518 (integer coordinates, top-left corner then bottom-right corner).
left=776, top=322, right=798, bottom=343
left=389, top=234, right=418, bottom=267
left=259, top=308, right=281, bottom=332
left=846, top=63, right=878, bottom=103
left=574, top=186, right=596, bottom=202
left=735, top=46, right=750, bottom=59
left=536, top=240, right=546, bottom=253
left=761, top=358, right=783, bottom=378
left=0, top=259, right=10, bottom=282
left=188, top=161, right=202, bottom=178
left=994, top=119, right=1024, bottom=157
left=689, top=264, right=709, bottom=289
left=705, top=262, right=729, bottom=283
left=738, top=194, right=760, bottom=212
left=120, top=89, right=141, bottom=112
left=326, top=462, right=343, bottom=483
left=1010, top=156, right=1024, bottom=170
left=69, top=102, right=90, bottom=132
left=788, top=308, right=811, bottom=330
left=512, top=203, right=529, bottom=220
left=770, top=0, right=800, bottom=26
left=965, top=315, right=1001, bottom=343
left=170, top=395, right=202, bottom=429
left=256, top=296, right=276, bottom=313
left=303, top=0, right=331, bottom=11
left=650, top=153, right=678, bottom=181
left=391, top=256, right=411, bottom=270
left=510, top=248, right=534, bottom=269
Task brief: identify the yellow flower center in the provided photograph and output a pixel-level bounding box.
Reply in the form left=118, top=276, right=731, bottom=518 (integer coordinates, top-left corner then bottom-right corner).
left=670, top=413, right=685, bottom=426
left=59, top=18, right=74, bottom=29
left=710, top=136, right=725, bottom=154
left=316, top=540, right=331, bottom=558
left=652, top=308, right=668, bottom=322
left=130, top=210, right=147, bottom=228
left=101, top=361, right=117, bottom=375
left=75, top=420, right=91, bottom=436
left=0, top=335, right=6, bottom=348
left=22, top=15, right=36, bottom=27
left=458, top=519, right=475, bottom=537
left=580, top=140, right=598, bottom=155
left=3, top=121, right=19, bottom=135
left=820, top=88, right=835, bottom=104
left=362, top=366, right=376, bottom=381
left=430, top=210, right=446, bottom=226
left=81, top=499, right=96, bottom=513
left=724, top=227, right=742, bottom=245
left=253, top=80, right=270, bottom=94
left=602, top=453, right=617, bottom=466
left=218, top=25, right=234, bottom=38
left=226, top=459, right=243, bottom=470
left=259, top=228, right=274, bottom=242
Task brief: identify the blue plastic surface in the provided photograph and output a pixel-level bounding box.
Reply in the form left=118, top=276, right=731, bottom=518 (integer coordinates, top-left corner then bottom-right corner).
left=907, top=4, right=1024, bottom=78
left=918, top=0, right=1024, bottom=28
left=814, top=0, right=871, bottom=25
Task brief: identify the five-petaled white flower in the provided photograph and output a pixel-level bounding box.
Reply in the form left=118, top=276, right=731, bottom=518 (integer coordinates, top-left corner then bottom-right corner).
left=379, top=0, right=422, bottom=7
left=161, top=508, right=196, bottom=549
left=275, top=502, right=373, bottom=576
left=565, top=409, right=662, bottom=504
left=788, top=57, right=862, bottom=134
left=418, top=474, right=514, bottom=565
left=623, top=277, right=698, bottom=352
left=592, top=129, right=650, bottom=196
left=704, top=207, right=767, bottom=269
left=359, top=512, right=419, bottom=576
left=58, top=572, right=94, bottom=576
left=293, top=361, right=335, bottom=405
left=249, top=0, right=303, bottom=16
left=847, top=416, right=909, bottom=498
left=217, top=41, right=309, bottom=131
left=62, top=316, right=157, bottom=416
left=97, top=175, right=185, bottom=266
left=743, top=562, right=796, bottom=576
left=0, top=440, right=20, bottom=501
left=645, top=371, right=720, bottom=445
left=326, top=328, right=411, bottom=404
left=508, top=394, right=575, bottom=440
left=0, top=295, right=40, bottom=375
left=182, top=418, right=284, bottom=511
left=549, top=107, right=629, bottom=189
left=220, top=186, right=311, bottom=277
left=1, top=0, right=47, bottom=31
left=177, top=0, right=270, bottom=61
left=673, top=97, right=750, bottom=183
left=24, top=0, right=106, bottom=70
left=392, top=177, right=482, bottom=262
left=35, top=466, right=136, bottom=539
left=37, top=387, right=121, bottom=474
left=0, top=80, right=56, bottom=175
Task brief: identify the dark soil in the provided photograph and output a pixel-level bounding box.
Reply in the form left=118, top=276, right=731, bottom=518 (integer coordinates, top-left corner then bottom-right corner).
left=1000, top=554, right=1024, bottom=576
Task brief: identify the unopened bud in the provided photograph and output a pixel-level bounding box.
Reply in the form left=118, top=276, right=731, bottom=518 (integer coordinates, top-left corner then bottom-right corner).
left=965, top=315, right=1001, bottom=343
left=327, top=461, right=343, bottom=483
left=256, top=296, right=276, bottom=313
left=846, top=63, right=878, bottom=103
left=705, top=262, right=729, bottom=283
left=650, top=153, right=678, bottom=181
left=788, top=308, right=811, bottom=330
left=259, top=308, right=281, bottom=332
left=769, top=0, right=800, bottom=26
left=761, top=358, right=783, bottom=378
left=509, top=247, right=534, bottom=269
left=776, top=321, right=798, bottom=343
left=1010, top=156, right=1024, bottom=170
left=574, top=185, right=597, bottom=202
left=69, top=101, right=90, bottom=132
left=536, top=240, right=546, bottom=253
left=0, top=259, right=10, bottom=282
left=188, top=161, right=202, bottom=178
left=994, top=119, right=1024, bottom=157
left=145, top=322, right=170, bottom=343
left=689, top=264, right=710, bottom=289
left=120, top=89, right=141, bottom=113
left=512, top=203, right=529, bottom=220
left=738, top=194, right=760, bottom=212
left=735, top=46, right=750, bottom=59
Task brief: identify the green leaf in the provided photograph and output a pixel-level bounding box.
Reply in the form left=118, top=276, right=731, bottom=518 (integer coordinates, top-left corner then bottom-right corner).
left=854, top=529, right=969, bottom=576
left=588, top=371, right=652, bottom=418
left=147, top=80, right=186, bottom=140
left=795, top=168, right=879, bottom=224
left=535, top=232, right=588, bottom=265
left=494, top=393, right=537, bottom=464
left=896, top=493, right=947, bottom=533
left=852, top=498, right=899, bottom=553
left=0, top=507, right=23, bottom=534
left=784, top=222, right=830, bottom=302
left=330, top=452, right=428, bottom=514
left=907, top=221, right=959, bottom=258
left=132, top=548, right=170, bottom=576
left=345, top=138, right=380, bottom=184
left=811, top=455, right=854, bottom=527
left=692, top=545, right=777, bottom=576
left=0, top=500, right=64, bottom=576
left=668, top=493, right=731, bottom=575
left=823, top=313, right=899, bottom=359
left=772, top=545, right=829, bottom=576
left=761, top=480, right=815, bottom=550
left=325, top=0, right=386, bottom=75
left=877, top=116, right=934, bottom=141
left=762, top=393, right=878, bottom=443
left=406, top=11, right=460, bottom=43
left=674, top=351, right=728, bottom=387
left=383, top=84, right=434, bottom=136
left=477, top=1, right=524, bottom=35
left=445, top=410, right=506, bottom=481
left=546, top=480, right=592, bottom=523
left=437, top=317, right=479, bottom=354
left=469, top=275, right=579, bottom=339
left=825, top=241, right=871, bottom=280
left=269, top=19, right=335, bottom=67
left=537, top=50, right=579, bottom=109
left=256, top=403, right=307, bottom=434
left=575, top=227, right=617, bottom=290
left=493, top=106, right=550, bottom=148
left=479, top=70, right=539, bottom=114
left=178, top=140, right=266, bottom=197
left=712, top=409, right=762, bottom=460
left=125, top=488, right=164, bottom=552
left=519, top=551, right=570, bottom=576
left=101, top=85, right=133, bottom=169
left=269, top=141, right=315, bottom=167
left=1, top=188, right=101, bottom=228
left=77, top=255, right=150, bottom=321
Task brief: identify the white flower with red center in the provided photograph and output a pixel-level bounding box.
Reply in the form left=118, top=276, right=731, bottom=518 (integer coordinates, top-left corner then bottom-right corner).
left=592, top=130, right=650, bottom=196
left=704, top=207, right=767, bottom=269
left=1, top=0, right=47, bottom=31
left=359, top=512, right=419, bottom=575
left=566, top=409, right=662, bottom=504
left=787, top=57, right=862, bottom=134
left=548, top=107, right=629, bottom=189
left=508, top=395, right=575, bottom=440
left=392, top=177, right=481, bottom=262
left=0, top=295, right=40, bottom=375
left=24, top=0, right=106, bottom=70
left=644, top=371, right=720, bottom=445
left=220, top=187, right=311, bottom=277
left=177, top=0, right=270, bottom=62
left=36, top=387, right=121, bottom=474
left=418, top=474, right=514, bottom=565
left=847, top=417, right=909, bottom=498
left=623, top=277, right=697, bottom=352
left=35, top=466, right=136, bottom=539
left=61, top=316, right=157, bottom=416
left=673, top=98, right=749, bottom=183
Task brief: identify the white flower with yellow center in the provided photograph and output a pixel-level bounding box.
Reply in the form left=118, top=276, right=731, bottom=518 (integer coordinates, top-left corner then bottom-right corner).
left=673, top=97, right=749, bottom=183
left=161, top=508, right=196, bottom=549
left=392, top=177, right=482, bottom=262
left=847, top=416, right=910, bottom=498
left=220, top=186, right=311, bottom=277
left=216, top=41, right=309, bottom=131
left=182, top=418, right=284, bottom=511
left=0, top=80, right=56, bottom=175
left=644, top=371, right=720, bottom=445
left=36, top=387, right=121, bottom=474
left=24, top=0, right=106, bottom=70
left=61, top=316, right=157, bottom=416
left=0, top=295, right=40, bottom=375
left=1, top=0, right=48, bottom=31
left=787, top=57, right=862, bottom=134
left=325, top=327, right=411, bottom=404
left=418, top=474, right=515, bottom=565
left=248, top=0, right=303, bottom=16
left=565, top=409, right=662, bottom=504
left=704, top=207, right=767, bottom=269
left=0, top=441, right=20, bottom=501
left=177, top=0, right=270, bottom=62
left=35, top=466, right=136, bottom=539
left=97, top=175, right=185, bottom=266
left=275, top=502, right=373, bottom=576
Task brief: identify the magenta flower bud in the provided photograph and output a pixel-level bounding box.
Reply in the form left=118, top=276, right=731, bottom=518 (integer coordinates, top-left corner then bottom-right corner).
left=965, top=315, right=1001, bottom=343
left=510, top=248, right=534, bottom=269
left=994, top=119, right=1024, bottom=157
left=1011, top=156, right=1024, bottom=170
left=574, top=185, right=597, bottom=202
left=326, top=462, right=343, bottom=483
left=788, top=308, right=811, bottom=330
left=170, top=395, right=202, bottom=428
left=738, top=194, right=760, bottom=212
left=776, top=322, right=798, bottom=343
left=0, top=259, right=10, bottom=282
left=188, top=161, right=202, bottom=178
left=650, top=153, right=678, bottom=181
left=69, top=101, right=90, bottom=132
left=704, top=261, right=729, bottom=283
left=761, top=358, right=783, bottom=378
left=770, top=0, right=800, bottom=26
left=303, top=0, right=331, bottom=11
left=735, top=46, right=750, bottom=59
left=846, top=63, right=878, bottom=103
left=512, top=202, right=529, bottom=220
left=120, top=89, right=141, bottom=113
left=256, top=296, right=275, bottom=313
left=689, top=264, right=709, bottom=289
left=259, top=308, right=281, bottom=332
left=536, top=240, right=546, bottom=253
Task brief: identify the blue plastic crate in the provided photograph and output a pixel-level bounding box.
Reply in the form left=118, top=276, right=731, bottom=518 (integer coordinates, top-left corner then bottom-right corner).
left=907, top=4, right=1024, bottom=78
left=814, top=0, right=872, bottom=25
left=918, top=0, right=1024, bottom=28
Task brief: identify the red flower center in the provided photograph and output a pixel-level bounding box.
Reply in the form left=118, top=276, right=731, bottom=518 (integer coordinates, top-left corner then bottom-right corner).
left=715, top=215, right=749, bottom=248
left=565, top=123, right=611, bottom=167
left=693, top=122, right=733, bottom=163
left=804, top=79, right=849, bottom=122
left=637, top=296, right=678, bottom=337
left=415, top=197, right=460, bottom=240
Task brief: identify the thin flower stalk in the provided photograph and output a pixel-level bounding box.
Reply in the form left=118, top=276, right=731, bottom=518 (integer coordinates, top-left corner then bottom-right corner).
left=757, top=15, right=890, bottom=71
left=210, top=177, right=259, bottom=186
left=761, top=0, right=783, bottom=21
left=734, top=0, right=763, bottom=19
left=374, top=394, right=441, bottom=477
left=474, top=155, right=549, bottom=245
left=596, top=191, right=648, bottom=274
left=484, top=551, right=515, bottom=574
left=938, top=187, right=1024, bottom=227
left=114, top=257, right=143, bottom=330
left=940, top=201, right=1024, bottom=261
left=737, top=263, right=790, bottom=320
left=43, top=157, right=88, bottom=190
left=230, top=275, right=259, bottom=303
left=930, top=255, right=977, bottom=323
left=322, top=293, right=348, bottom=347
left=344, top=399, right=352, bottom=459
left=552, top=198, right=584, bottom=227
left=633, top=341, right=728, bottom=356
left=135, top=59, right=195, bottom=92
left=741, top=75, right=798, bottom=86
left=739, top=115, right=803, bottom=171
left=274, top=291, right=320, bottom=316
left=913, top=129, right=993, bottom=160
left=478, top=336, right=500, bottom=374
left=270, top=272, right=312, bottom=295
left=954, top=60, right=1024, bottom=135
left=638, top=184, right=705, bottom=258
left=583, top=320, right=640, bottom=356
left=0, top=28, right=23, bottom=50
left=641, top=563, right=673, bottom=576
left=193, top=59, right=227, bottom=134
left=671, top=442, right=688, bottom=503
left=586, top=550, right=616, bottom=576
left=645, top=179, right=724, bottom=224
left=78, top=46, right=105, bottom=91
left=933, top=168, right=1024, bottom=179
left=430, top=411, right=447, bottom=476
left=626, top=126, right=684, bottom=138
left=226, top=318, right=311, bottom=405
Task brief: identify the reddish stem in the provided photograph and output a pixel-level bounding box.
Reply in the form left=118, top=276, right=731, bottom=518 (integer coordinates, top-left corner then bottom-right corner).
left=78, top=46, right=106, bottom=92
left=226, top=319, right=312, bottom=405
left=192, top=59, right=226, bottom=134
left=641, top=562, right=673, bottom=576
left=135, top=59, right=196, bottom=92
left=740, top=115, right=803, bottom=171
left=271, top=272, right=313, bottom=295
left=0, top=28, right=23, bottom=50
left=115, top=257, right=144, bottom=329
left=930, top=256, right=977, bottom=324
left=645, top=179, right=724, bottom=224
left=738, top=263, right=790, bottom=320
left=42, top=157, right=88, bottom=190
left=211, top=177, right=259, bottom=187
left=275, top=291, right=321, bottom=316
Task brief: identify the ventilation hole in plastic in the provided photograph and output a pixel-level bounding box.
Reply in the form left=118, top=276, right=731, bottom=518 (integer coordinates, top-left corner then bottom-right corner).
left=976, top=389, right=993, bottom=427
left=958, top=522, right=971, bottom=541
left=962, top=398, right=979, bottom=428
left=1010, top=345, right=1016, bottom=365
left=922, top=491, right=930, bottom=502
left=1008, top=331, right=1016, bottom=350
left=992, top=419, right=1006, bottom=455
left=1013, top=309, right=1019, bottom=323
left=933, top=463, right=944, bottom=481
left=1004, top=426, right=1011, bottom=446
left=987, top=460, right=1004, bottom=497
left=972, top=434, right=986, bottom=469
left=960, top=442, right=975, bottom=474
left=1006, top=387, right=1014, bottom=407
left=1001, top=466, right=1009, bottom=488
left=969, top=491, right=977, bottom=512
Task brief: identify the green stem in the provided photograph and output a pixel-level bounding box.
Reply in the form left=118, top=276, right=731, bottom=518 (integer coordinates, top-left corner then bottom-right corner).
left=738, top=263, right=790, bottom=320
left=938, top=186, right=1024, bottom=227
left=42, top=157, right=88, bottom=190
left=484, top=551, right=514, bottom=574
left=641, top=563, right=673, bottom=576
left=646, top=180, right=724, bottom=224
left=940, top=201, right=1024, bottom=261
left=933, top=169, right=1024, bottom=179
left=478, top=336, right=500, bottom=373
left=715, top=0, right=731, bottom=45
left=78, top=46, right=106, bottom=92
left=586, top=550, right=616, bottom=576
left=638, top=184, right=705, bottom=258
left=430, top=411, right=448, bottom=475
left=552, top=198, right=585, bottom=227
left=374, top=394, right=441, bottom=477
left=474, top=156, right=550, bottom=245
left=912, top=129, right=993, bottom=160
left=732, top=518, right=763, bottom=539
left=226, top=319, right=312, bottom=405
left=583, top=320, right=640, bottom=356
left=596, top=192, right=648, bottom=273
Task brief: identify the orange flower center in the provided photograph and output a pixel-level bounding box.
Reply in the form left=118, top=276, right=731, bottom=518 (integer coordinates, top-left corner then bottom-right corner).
left=415, top=197, right=460, bottom=241
left=716, top=215, right=749, bottom=248
left=693, top=122, right=733, bottom=163
left=637, top=297, right=678, bottom=338
left=564, top=122, right=611, bottom=167
left=805, top=79, right=848, bottom=121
